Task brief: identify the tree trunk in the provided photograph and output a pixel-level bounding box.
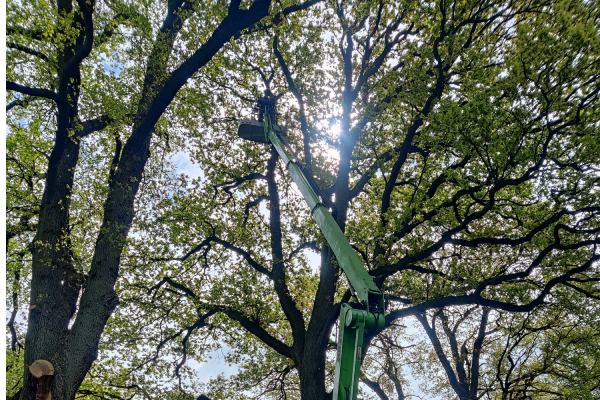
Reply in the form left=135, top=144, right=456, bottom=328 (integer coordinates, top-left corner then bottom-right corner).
left=299, top=352, right=330, bottom=400
left=21, top=127, right=82, bottom=400
left=21, top=4, right=86, bottom=392
left=298, top=247, right=339, bottom=400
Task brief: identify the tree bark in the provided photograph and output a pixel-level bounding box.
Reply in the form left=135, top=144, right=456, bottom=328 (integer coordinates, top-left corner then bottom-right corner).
left=297, top=251, right=343, bottom=396
left=21, top=0, right=89, bottom=397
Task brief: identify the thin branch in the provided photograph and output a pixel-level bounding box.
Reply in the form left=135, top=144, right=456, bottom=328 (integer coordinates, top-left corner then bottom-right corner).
left=243, top=195, right=268, bottom=224
left=7, top=42, right=52, bottom=63
left=77, top=115, right=114, bottom=137
left=273, top=36, right=313, bottom=168
left=157, top=235, right=272, bottom=277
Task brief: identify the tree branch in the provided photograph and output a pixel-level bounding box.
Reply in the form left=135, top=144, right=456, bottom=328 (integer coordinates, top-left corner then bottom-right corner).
left=6, top=81, right=57, bottom=101
left=218, top=306, right=295, bottom=360
left=273, top=36, right=313, bottom=168
left=76, top=115, right=114, bottom=137
left=361, top=376, right=389, bottom=400
left=148, top=276, right=294, bottom=360
left=7, top=42, right=51, bottom=63
left=267, top=147, right=306, bottom=354
left=162, top=235, right=272, bottom=277
left=469, top=308, right=489, bottom=398
left=386, top=252, right=599, bottom=322
left=415, top=312, right=467, bottom=398
left=61, top=0, right=96, bottom=80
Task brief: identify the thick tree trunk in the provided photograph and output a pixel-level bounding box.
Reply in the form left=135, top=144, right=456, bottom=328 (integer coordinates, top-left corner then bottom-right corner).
left=21, top=124, right=82, bottom=400
left=299, top=323, right=337, bottom=400
left=19, top=2, right=274, bottom=399
left=21, top=2, right=85, bottom=392
left=298, top=246, right=339, bottom=399
left=299, top=355, right=330, bottom=400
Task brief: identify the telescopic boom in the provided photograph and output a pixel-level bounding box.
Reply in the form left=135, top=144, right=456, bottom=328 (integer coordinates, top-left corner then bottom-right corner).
left=237, top=98, right=385, bottom=399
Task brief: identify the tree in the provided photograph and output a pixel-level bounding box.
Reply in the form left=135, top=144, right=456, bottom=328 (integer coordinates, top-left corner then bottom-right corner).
left=6, top=0, right=599, bottom=399
left=6, top=0, right=318, bottom=398
left=89, top=0, right=597, bottom=398
left=415, top=307, right=490, bottom=400
left=361, top=302, right=600, bottom=400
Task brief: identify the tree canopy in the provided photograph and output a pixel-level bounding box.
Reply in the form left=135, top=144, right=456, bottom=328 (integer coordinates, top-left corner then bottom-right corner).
left=5, top=0, right=600, bottom=399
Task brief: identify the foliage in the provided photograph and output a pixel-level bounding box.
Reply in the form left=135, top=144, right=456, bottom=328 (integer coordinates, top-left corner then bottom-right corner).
left=6, top=0, right=599, bottom=399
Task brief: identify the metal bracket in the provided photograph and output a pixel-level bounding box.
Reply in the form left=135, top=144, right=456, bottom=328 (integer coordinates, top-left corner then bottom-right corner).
left=333, top=304, right=384, bottom=400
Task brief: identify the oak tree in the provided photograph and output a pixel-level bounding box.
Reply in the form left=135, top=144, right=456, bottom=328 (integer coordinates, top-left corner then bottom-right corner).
left=6, top=0, right=599, bottom=399
left=6, top=0, right=318, bottom=398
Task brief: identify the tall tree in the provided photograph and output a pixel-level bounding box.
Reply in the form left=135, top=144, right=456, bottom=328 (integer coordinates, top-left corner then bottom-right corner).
left=6, top=0, right=318, bottom=398
left=6, top=0, right=599, bottom=399
left=122, top=0, right=599, bottom=398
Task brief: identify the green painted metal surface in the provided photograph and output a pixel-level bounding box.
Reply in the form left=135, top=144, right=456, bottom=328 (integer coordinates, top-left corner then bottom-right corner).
left=333, top=304, right=381, bottom=399
left=267, top=125, right=383, bottom=311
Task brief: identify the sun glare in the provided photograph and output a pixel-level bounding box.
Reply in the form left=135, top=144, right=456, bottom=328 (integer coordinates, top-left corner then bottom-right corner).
left=328, top=120, right=341, bottom=139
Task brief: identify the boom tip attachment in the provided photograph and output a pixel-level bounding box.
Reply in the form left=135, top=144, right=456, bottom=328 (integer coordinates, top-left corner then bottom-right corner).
left=237, top=120, right=271, bottom=143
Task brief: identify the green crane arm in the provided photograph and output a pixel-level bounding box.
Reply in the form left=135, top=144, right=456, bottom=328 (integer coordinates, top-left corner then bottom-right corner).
left=237, top=105, right=385, bottom=399
left=268, top=131, right=383, bottom=311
